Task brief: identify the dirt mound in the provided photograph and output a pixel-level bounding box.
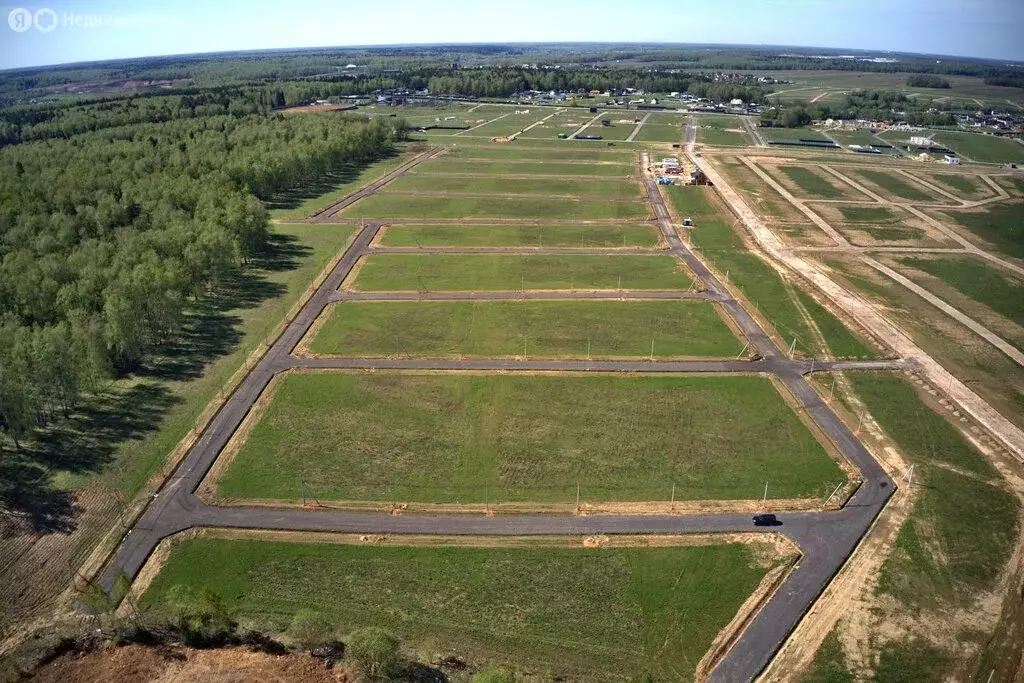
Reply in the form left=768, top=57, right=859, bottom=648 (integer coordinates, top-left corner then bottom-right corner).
left=30, top=643, right=342, bottom=683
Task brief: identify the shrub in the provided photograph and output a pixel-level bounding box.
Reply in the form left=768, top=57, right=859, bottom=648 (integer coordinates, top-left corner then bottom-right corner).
left=472, top=666, right=517, bottom=683
left=288, top=609, right=334, bottom=653
left=345, top=626, right=402, bottom=680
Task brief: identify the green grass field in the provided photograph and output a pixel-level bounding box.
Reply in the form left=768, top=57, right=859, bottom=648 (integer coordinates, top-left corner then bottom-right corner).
left=411, top=160, right=635, bottom=176
left=342, top=194, right=648, bottom=220
left=220, top=372, right=842, bottom=503
left=351, top=254, right=690, bottom=291
left=667, top=187, right=875, bottom=358
left=696, top=115, right=751, bottom=147
left=827, top=129, right=883, bottom=147
left=944, top=202, right=1024, bottom=259
left=446, top=145, right=636, bottom=163
left=141, top=538, right=776, bottom=680
left=778, top=166, right=845, bottom=198
left=853, top=170, right=934, bottom=201
left=378, top=223, right=659, bottom=248
left=898, top=257, right=1024, bottom=329
left=837, top=206, right=896, bottom=223
left=926, top=173, right=980, bottom=195
left=385, top=174, right=642, bottom=198
left=841, top=374, right=1017, bottom=611
left=634, top=123, right=685, bottom=143
left=309, top=300, right=743, bottom=358
left=856, top=226, right=927, bottom=242
left=932, top=131, right=1024, bottom=164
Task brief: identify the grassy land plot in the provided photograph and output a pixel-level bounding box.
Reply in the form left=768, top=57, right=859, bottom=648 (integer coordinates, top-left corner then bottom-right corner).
left=464, top=112, right=552, bottom=138
left=342, top=194, right=649, bottom=221
left=916, top=172, right=985, bottom=198
left=385, top=174, right=642, bottom=199
left=801, top=628, right=853, bottom=683
left=266, top=149, right=412, bottom=219
left=667, top=187, right=876, bottom=358
left=378, top=223, right=659, bottom=248
left=696, top=115, right=751, bottom=147
left=843, top=374, right=1018, bottom=605
left=635, top=124, right=685, bottom=143
left=847, top=169, right=940, bottom=201
left=896, top=256, right=1024, bottom=330
left=941, top=201, right=1024, bottom=259
left=219, top=373, right=843, bottom=502
left=762, top=128, right=830, bottom=142
left=444, top=145, right=637, bottom=163
left=993, top=175, right=1024, bottom=197
left=349, top=254, right=691, bottom=291
left=827, top=129, right=884, bottom=147
left=411, top=159, right=635, bottom=177
left=816, top=256, right=1024, bottom=428
left=580, top=120, right=636, bottom=141
left=141, top=537, right=777, bottom=680
left=932, top=131, right=1024, bottom=164
left=809, top=203, right=951, bottom=248
left=308, top=300, right=744, bottom=358
left=838, top=205, right=898, bottom=223
left=777, top=166, right=847, bottom=198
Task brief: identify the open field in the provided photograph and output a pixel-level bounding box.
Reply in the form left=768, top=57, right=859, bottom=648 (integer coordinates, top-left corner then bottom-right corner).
left=777, top=166, right=847, bottom=198
left=912, top=171, right=991, bottom=200
left=378, top=223, right=660, bottom=248
left=808, top=203, right=949, bottom=247
left=696, top=115, right=750, bottom=147
left=844, top=168, right=941, bottom=202
left=141, top=536, right=780, bottom=680
left=816, top=256, right=1024, bottom=428
left=667, top=186, right=876, bottom=358
left=443, top=144, right=637, bottom=162
left=385, top=174, right=642, bottom=198
left=939, top=201, right=1024, bottom=259
left=826, top=129, right=886, bottom=147
left=931, top=131, right=1024, bottom=165
left=410, top=159, right=635, bottom=176
left=806, top=372, right=1020, bottom=678
left=893, top=256, right=1024, bottom=346
left=634, top=113, right=686, bottom=143
left=342, top=194, right=649, bottom=220
left=219, top=372, right=843, bottom=503
left=307, top=300, right=744, bottom=358
left=349, top=254, right=691, bottom=291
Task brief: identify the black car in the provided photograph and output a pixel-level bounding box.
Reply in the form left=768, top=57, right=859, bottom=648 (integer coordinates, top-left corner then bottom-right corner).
left=752, top=513, right=781, bottom=526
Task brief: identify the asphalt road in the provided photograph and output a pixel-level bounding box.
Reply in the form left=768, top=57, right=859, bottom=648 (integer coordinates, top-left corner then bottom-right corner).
left=98, top=141, right=897, bottom=682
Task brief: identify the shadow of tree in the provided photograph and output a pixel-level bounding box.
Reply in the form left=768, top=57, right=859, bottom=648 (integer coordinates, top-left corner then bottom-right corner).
left=263, top=150, right=399, bottom=213
left=1, top=230, right=310, bottom=534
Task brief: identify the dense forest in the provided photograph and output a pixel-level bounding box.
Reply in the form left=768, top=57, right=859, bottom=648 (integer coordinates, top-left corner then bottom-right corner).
left=0, top=111, right=405, bottom=449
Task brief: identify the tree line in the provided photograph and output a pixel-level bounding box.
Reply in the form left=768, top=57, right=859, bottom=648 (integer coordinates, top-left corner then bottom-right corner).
left=767, top=89, right=957, bottom=127
left=0, top=111, right=405, bottom=450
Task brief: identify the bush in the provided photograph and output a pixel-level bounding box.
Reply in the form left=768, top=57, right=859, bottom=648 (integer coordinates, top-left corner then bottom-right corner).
left=345, top=626, right=402, bottom=680
left=164, top=585, right=235, bottom=647
left=288, top=609, right=334, bottom=653
left=472, top=666, right=517, bottom=683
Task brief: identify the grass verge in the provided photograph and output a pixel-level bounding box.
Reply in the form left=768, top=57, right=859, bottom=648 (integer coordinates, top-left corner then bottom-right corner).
left=378, top=223, right=659, bottom=248
left=342, top=194, right=649, bottom=220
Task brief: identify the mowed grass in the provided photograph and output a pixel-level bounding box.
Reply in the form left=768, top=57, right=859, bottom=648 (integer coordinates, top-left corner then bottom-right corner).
left=667, top=186, right=875, bottom=358
left=308, top=300, right=744, bottom=358
left=778, top=166, right=845, bottom=198
left=379, top=223, right=659, bottom=248
left=898, top=256, right=1024, bottom=328
left=635, top=123, right=684, bottom=143
left=342, top=194, right=648, bottom=220
left=220, top=373, right=842, bottom=503
left=852, top=170, right=933, bottom=201
left=944, top=201, right=1024, bottom=259
left=927, top=173, right=980, bottom=195
left=762, top=127, right=829, bottom=142
left=386, top=174, right=642, bottom=198
left=411, top=159, right=634, bottom=176
left=842, top=374, right=1018, bottom=610
left=141, top=538, right=775, bottom=680
left=350, top=254, right=690, bottom=291
left=446, top=144, right=636, bottom=162
left=933, top=131, right=1024, bottom=164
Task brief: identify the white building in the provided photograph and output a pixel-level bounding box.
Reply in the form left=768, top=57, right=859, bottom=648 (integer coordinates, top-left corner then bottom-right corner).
left=943, top=155, right=960, bottom=165
left=910, top=135, right=933, bottom=146
left=662, top=157, right=681, bottom=174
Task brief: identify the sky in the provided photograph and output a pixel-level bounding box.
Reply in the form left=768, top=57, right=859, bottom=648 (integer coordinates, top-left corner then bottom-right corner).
left=1, top=0, right=1022, bottom=71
